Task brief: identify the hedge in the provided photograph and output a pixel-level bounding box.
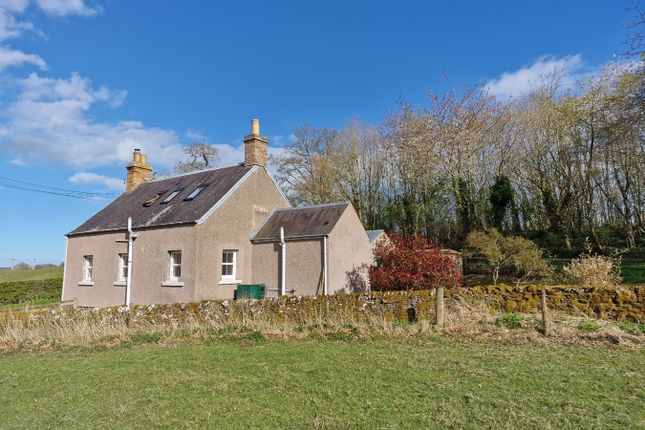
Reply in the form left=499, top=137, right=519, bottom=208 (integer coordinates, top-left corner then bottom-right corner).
left=0, top=278, right=62, bottom=305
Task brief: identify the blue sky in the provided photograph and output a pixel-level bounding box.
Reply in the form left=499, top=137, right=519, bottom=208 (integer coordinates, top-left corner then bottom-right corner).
left=0, top=0, right=635, bottom=265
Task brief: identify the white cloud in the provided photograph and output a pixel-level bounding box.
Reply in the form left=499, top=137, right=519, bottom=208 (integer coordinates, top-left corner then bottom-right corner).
left=0, top=0, right=29, bottom=13
left=0, top=72, right=185, bottom=169
left=34, top=0, right=97, bottom=16
left=485, top=55, right=589, bottom=99
left=68, top=171, right=123, bottom=190
left=0, top=45, right=44, bottom=69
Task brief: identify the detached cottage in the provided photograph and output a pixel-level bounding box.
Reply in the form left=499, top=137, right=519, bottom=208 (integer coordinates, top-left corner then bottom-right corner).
left=62, top=120, right=373, bottom=307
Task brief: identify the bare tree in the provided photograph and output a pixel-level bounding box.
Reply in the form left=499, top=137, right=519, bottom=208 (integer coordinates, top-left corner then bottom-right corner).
left=174, top=143, right=220, bottom=174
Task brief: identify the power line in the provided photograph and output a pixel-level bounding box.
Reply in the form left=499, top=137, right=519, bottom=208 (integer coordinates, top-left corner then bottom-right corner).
left=0, top=175, right=117, bottom=200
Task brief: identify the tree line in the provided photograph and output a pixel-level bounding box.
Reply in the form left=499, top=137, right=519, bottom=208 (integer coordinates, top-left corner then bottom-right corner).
left=273, top=59, right=644, bottom=255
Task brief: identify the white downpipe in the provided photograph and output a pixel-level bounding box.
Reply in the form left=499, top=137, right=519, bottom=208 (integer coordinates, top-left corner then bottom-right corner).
left=126, top=217, right=135, bottom=307
left=323, top=235, right=329, bottom=295
left=279, top=226, right=286, bottom=296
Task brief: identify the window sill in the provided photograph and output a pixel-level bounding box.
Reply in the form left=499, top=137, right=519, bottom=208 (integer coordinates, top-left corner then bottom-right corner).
left=161, top=281, right=184, bottom=287
left=78, top=281, right=94, bottom=287
left=113, top=281, right=126, bottom=287
left=219, top=279, right=242, bottom=285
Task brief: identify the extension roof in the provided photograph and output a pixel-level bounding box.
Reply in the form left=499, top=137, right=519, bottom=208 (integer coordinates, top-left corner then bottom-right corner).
left=68, top=164, right=254, bottom=236
left=251, top=202, right=350, bottom=242
left=366, top=229, right=385, bottom=243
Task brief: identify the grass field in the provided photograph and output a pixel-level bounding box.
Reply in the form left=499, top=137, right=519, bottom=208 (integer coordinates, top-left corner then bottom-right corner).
left=0, top=337, right=642, bottom=429
left=0, top=266, right=63, bottom=283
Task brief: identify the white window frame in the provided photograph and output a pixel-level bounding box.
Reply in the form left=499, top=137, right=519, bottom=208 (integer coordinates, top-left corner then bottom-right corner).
left=221, top=250, right=237, bottom=281
left=162, top=190, right=181, bottom=204
left=82, top=255, right=93, bottom=282
left=117, top=253, right=128, bottom=283
left=169, top=250, right=182, bottom=282
left=185, top=185, right=205, bottom=200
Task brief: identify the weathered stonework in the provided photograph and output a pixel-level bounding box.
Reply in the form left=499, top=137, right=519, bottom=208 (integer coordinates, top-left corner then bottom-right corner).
left=243, top=119, right=268, bottom=167
left=125, top=149, right=152, bottom=191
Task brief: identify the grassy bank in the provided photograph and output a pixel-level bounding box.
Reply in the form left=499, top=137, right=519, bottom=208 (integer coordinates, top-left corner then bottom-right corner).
left=0, top=266, right=63, bottom=283
left=1, top=337, right=642, bottom=429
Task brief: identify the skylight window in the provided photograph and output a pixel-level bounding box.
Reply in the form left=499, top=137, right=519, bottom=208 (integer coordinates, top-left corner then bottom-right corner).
left=161, top=189, right=181, bottom=204
left=184, top=185, right=206, bottom=201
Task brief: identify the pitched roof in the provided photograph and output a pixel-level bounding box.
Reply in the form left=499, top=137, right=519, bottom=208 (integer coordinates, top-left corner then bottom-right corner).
left=366, top=229, right=385, bottom=243
left=252, top=202, right=350, bottom=242
left=68, top=164, right=254, bottom=236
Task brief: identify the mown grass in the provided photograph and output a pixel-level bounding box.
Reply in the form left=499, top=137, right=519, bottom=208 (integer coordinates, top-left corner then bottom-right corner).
left=0, top=266, right=63, bottom=283
left=0, top=337, right=642, bottom=429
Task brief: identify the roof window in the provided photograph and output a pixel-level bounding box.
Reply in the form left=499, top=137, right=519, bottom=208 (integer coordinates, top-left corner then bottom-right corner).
left=143, top=192, right=166, bottom=207
left=161, top=189, right=181, bottom=204
left=184, top=184, right=206, bottom=201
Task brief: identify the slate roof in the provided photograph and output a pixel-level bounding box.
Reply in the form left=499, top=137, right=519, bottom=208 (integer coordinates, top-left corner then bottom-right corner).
left=366, top=229, right=385, bottom=243
left=251, top=202, right=350, bottom=242
left=68, top=164, right=254, bottom=236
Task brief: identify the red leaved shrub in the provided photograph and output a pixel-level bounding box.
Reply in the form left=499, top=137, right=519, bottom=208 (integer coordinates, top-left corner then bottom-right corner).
left=370, top=233, right=462, bottom=291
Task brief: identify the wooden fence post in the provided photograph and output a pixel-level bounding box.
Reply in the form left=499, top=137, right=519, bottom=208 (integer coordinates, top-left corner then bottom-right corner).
left=435, top=287, right=444, bottom=328
left=541, top=287, right=550, bottom=336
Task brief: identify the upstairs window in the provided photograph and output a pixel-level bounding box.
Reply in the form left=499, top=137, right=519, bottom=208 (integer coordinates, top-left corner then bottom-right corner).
left=184, top=185, right=206, bottom=201
left=83, top=255, right=93, bottom=282
left=118, top=253, right=128, bottom=282
left=169, top=251, right=182, bottom=282
left=161, top=189, right=181, bottom=204
left=221, top=250, right=237, bottom=280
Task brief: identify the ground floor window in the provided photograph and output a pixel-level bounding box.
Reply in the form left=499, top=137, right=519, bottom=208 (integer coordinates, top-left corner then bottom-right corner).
left=169, top=250, right=182, bottom=282
left=83, top=255, right=93, bottom=282
left=221, top=250, right=237, bottom=280
left=118, top=253, right=128, bottom=282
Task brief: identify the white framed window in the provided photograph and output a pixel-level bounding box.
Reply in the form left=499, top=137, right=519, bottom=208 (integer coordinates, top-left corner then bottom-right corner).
left=83, top=255, right=93, bottom=282
left=118, top=253, right=128, bottom=282
left=169, top=251, right=182, bottom=282
left=185, top=185, right=205, bottom=201
left=162, top=189, right=181, bottom=204
left=221, top=250, right=237, bottom=280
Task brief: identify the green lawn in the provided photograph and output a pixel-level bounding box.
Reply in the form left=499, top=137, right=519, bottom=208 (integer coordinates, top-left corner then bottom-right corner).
left=0, top=266, right=63, bottom=283
left=1, top=338, right=642, bottom=429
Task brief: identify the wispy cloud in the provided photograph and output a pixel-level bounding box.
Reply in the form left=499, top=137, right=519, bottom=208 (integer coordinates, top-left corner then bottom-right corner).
left=34, top=0, right=98, bottom=16
left=485, top=55, right=590, bottom=99
left=68, top=171, right=123, bottom=191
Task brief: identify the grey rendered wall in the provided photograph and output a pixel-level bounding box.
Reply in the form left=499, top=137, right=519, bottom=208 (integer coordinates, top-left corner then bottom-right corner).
left=328, top=205, right=372, bottom=293
left=63, top=232, right=128, bottom=307
left=129, top=224, right=198, bottom=305
left=194, top=168, right=289, bottom=300
left=251, top=239, right=324, bottom=298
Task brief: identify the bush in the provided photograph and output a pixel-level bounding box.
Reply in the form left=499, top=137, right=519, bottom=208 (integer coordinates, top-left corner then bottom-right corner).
left=563, top=255, right=621, bottom=289
left=0, top=278, right=62, bottom=305
left=496, top=314, right=523, bottom=329
left=369, top=233, right=462, bottom=291
left=465, top=229, right=552, bottom=284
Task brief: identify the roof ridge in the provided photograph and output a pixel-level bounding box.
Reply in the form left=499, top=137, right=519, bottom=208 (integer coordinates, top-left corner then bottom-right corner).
left=273, top=201, right=350, bottom=212
left=151, top=163, right=246, bottom=182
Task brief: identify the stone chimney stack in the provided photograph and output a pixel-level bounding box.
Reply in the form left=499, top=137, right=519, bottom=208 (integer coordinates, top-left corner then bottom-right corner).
left=243, top=119, right=268, bottom=167
left=125, top=149, right=153, bottom=192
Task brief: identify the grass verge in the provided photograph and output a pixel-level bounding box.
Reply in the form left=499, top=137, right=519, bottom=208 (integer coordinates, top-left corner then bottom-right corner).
left=0, top=337, right=643, bottom=429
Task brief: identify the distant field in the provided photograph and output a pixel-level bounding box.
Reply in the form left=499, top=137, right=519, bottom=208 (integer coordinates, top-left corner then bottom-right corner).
left=0, top=266, right=63, bottom=283
left=0, top=337, right=642, bottom=429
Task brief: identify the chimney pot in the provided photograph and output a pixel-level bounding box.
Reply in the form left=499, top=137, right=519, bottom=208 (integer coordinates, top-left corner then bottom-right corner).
left=251, top=119, right=260, bottom=135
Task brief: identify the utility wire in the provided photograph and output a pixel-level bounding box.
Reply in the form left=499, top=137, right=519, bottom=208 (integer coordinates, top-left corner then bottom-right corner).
left=0, top=175, right=117, bottom=200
